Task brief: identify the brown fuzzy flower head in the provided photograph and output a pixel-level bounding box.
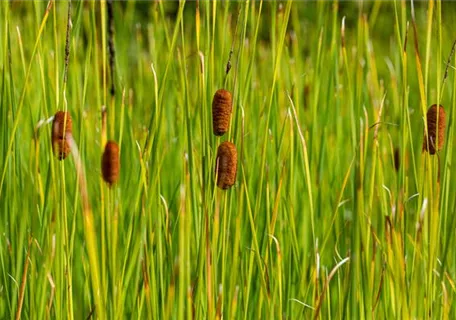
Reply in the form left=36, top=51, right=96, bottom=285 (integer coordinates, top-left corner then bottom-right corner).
left=53, top=138, right=71, bottom=160
left=216, top=141, right=237, bottom=190
left=102, top=140, right=120, bottom=186
left=52, top=111, right=72, bottom=160
left=394, top=147, right=400, bottom=172
left=212, top=89, right=232, bottom=136
left=422, top=104, right=446, bottom=155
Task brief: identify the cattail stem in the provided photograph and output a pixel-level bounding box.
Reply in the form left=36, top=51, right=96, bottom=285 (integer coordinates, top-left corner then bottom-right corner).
left=101, top=106, right=107, bottom=149
left=68, top=136, right=105, bottom=318
left=63, top=0, right=72, bottom=88
left=106, top=0, right=116, bottom=141
left=15, top=237, right=33, bottom=320
left=223, top=49, right=233, bottom=87
left=440, top=39, right=456, bottom=101
left=107, top=0, right=115, bottom=97
left=225, top=5, right=242, bottom=89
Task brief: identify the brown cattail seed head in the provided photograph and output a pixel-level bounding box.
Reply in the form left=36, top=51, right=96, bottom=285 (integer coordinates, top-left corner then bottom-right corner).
left=216, top=141, right=237, bottom=189
left=52, top=111, right=72, bottom=160
left=102, top=141, right=120, bottom=186
left=394, top=147, right=400, bottom=172
left=422, top=104, right=446, bottom=155
left=53, top=138, right=71, bottom=160
left=212, top=89, right=232, bottom=136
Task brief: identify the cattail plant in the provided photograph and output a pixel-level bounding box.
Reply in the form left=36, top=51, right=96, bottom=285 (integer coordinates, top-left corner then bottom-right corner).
left=102, top=140, right=120, bottom=186
left=51, top=111, right=72, bottom=160
left=422, top=104, right=446, bottom=155
left=212, top=89, right=232, bottom=136
left=394, top=147, right=400, bottom=172
left=215, top=141, right=237, bottom=189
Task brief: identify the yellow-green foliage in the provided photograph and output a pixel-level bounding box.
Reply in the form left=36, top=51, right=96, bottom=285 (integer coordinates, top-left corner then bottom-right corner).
left=1, top=1, right=456, bottom=319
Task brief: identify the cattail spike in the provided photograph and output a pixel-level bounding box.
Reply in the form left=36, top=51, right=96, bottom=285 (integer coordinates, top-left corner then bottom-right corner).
left=52, top=111, right=72, bottom=160
left=394, top=147, right=400, bottom=172
left=102, top=140, right=120, bottom=186
left=216, top=141, right=237, bottom=189
left=422, top=104, right=446, bottom=155
left=212, top=89, right=233, bottom=136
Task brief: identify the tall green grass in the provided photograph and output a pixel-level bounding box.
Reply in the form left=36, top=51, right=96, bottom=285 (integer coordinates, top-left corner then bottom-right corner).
left=1, top=0, right=456, bottom=318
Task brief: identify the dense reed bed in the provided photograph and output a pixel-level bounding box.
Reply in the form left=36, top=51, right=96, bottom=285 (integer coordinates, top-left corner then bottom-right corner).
left=1, top=1, right=456, bottom=318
